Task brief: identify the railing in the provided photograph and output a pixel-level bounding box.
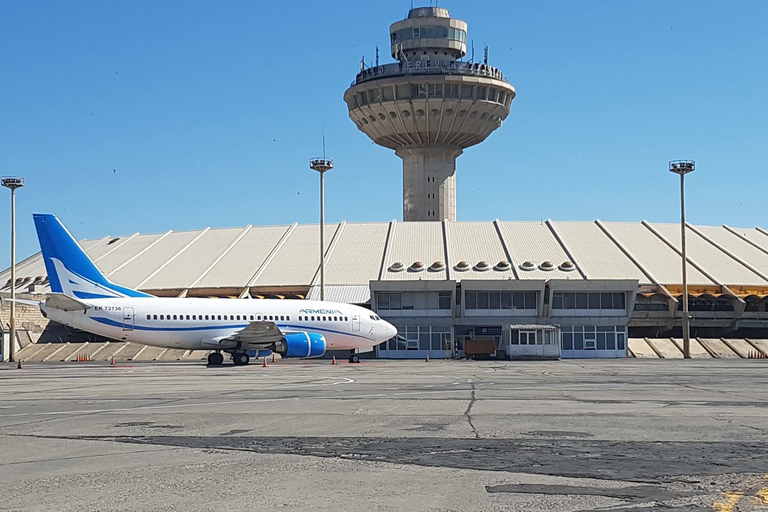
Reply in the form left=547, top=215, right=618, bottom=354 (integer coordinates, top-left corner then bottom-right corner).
left=352, top=61, right=507, bottom=86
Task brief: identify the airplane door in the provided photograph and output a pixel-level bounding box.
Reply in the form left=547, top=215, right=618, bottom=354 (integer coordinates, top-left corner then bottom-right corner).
left=122, top=307, right=135, bottom=331
left=352, top=314, right=360, bottom=332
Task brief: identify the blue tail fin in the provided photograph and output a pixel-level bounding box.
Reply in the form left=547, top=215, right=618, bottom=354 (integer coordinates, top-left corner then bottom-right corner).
left=33, top=214, right=150, bottom=299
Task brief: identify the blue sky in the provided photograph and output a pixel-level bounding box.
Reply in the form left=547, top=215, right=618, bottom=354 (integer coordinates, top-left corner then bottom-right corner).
left=1, top=0, right=766, bottom=268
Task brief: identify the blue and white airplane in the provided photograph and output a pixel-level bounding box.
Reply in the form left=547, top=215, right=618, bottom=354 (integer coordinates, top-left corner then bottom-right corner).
left=23, top=214, right=396, bottom=366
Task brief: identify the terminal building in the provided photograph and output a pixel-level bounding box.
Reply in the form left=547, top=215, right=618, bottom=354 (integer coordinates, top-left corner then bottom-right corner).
left=3, top=7, right=768, bottom=361
left=3, top=219, right=768, bottom=360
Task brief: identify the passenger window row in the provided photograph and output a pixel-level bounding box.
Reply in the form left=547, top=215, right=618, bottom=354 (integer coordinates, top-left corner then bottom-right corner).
left=145, top=314, right=291, bottom=322
left=297, top=316, right=349, bottom=322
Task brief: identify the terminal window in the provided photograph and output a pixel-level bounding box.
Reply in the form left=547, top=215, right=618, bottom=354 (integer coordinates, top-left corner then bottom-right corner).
left=465, top=291, right=537, bottom=310
left=552, top=292, right=625, bottom=310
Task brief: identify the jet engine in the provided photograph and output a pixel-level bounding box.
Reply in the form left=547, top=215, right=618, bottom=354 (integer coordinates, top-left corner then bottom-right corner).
left=274, top=332, right=327, bottom=358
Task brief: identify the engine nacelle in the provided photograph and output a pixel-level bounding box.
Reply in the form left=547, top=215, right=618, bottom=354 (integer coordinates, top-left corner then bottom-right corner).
left=275, top=332, right=326, bottom=358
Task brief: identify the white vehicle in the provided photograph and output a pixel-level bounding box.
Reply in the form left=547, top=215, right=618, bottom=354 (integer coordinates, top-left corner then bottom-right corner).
left=25, top=214, right=396, bottom=365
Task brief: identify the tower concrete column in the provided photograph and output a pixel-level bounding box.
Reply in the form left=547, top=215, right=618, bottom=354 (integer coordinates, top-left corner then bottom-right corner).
left=397, top=146, right=462, bottom=221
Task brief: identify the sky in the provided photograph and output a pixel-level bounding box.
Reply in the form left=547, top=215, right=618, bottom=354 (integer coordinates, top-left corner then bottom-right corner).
left=1, top=0, right=767, bottom=268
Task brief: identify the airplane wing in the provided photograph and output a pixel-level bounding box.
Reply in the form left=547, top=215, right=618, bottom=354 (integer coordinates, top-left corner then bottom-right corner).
left=221, top=321, right=284, bottom=349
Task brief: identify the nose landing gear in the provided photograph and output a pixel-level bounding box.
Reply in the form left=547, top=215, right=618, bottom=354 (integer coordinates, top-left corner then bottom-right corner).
left=348, top=350, right=360, bottom=364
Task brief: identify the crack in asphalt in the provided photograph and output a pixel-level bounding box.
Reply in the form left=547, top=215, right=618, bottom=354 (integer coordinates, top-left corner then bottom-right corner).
left=464, top=380, right=479, bottom=440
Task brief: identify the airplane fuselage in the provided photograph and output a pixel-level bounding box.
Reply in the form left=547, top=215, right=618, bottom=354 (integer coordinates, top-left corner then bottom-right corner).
left=43, top=297, right=390, bottom=352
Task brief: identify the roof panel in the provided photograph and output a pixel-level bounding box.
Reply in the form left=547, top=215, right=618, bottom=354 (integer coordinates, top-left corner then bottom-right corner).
left=142, top=228, right=243, bottom=290
left=648, top=223, right=767, bottom=286
left=602, top=223, right=714, bottom=285
left=446, top=221, right=513, bottom=280
left=307, top=284, right=371, bottom=304
left=726, top=227, right=768, bottom=253
left=551, top=221, right=649, bottom=283
left=382, top=222, right=446, bottom=280
left=322, top=222, right=390, bottom=285
left=94, top=233, right=166, bottom=275
left=197, top=225, right=290, bottom=288
left=255, top=224, right=340, bottom=286
left=497, top=222, right=581, bottom=280
left=82, top=236, right=128, bottom=262
left=108, top=230, right=204, bottom=289
left=694, top=226, right=768, bottom=280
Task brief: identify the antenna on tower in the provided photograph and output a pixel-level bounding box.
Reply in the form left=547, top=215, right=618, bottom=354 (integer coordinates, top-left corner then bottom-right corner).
left=484, top=45, right=489, bottom=65
left=375, top=45, right=379, bottom=66
left=322, top=127, right=327, bottom=159
left=360, top=55, right=365, bottom=71
left=470, top=41, right=475, bottom=63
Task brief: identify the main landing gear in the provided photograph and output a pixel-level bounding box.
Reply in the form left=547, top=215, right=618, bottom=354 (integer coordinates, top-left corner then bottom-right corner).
left=233, top=352, right=250, bottom=366
left=207, top=352, right=224, bottom=366
left=348, top=350, right=360, bottom=364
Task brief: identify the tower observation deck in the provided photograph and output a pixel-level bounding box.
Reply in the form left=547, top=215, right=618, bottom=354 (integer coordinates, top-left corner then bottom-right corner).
left=343, top=6, right=515, bottom=221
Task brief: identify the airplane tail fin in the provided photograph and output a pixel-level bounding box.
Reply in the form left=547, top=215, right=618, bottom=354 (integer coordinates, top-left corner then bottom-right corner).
left=33, top=214, right=151, bottom=299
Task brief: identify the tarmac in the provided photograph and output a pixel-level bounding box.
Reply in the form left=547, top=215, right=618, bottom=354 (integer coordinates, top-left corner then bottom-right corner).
left=1, top=358, right=768, bottom=511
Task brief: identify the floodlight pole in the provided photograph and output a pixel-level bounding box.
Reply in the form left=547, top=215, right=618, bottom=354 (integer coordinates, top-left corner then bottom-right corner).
left=310, top=158, right=334, bottom=301
left=2, top=177, right=24, bottom=363
left=669, top=161, right=694, bottom=359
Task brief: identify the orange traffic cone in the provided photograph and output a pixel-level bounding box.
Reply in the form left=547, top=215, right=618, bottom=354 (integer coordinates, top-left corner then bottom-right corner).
left=263, top=358, right=268, bottom=368
left=110, top=357, right=115, bottom=365
left=272, top=353, right=276, bottom=363
left=425, top=354, right=430, bottom=362
left=332, top=356, right=337, bottom=365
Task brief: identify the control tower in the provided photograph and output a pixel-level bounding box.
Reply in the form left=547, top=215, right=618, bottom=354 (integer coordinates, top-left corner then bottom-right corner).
left=343, top=6, right=515, bottom=221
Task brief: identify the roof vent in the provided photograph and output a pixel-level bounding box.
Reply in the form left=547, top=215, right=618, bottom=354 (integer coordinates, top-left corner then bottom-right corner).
left=539, top=261, right=555, bottom=271
left=409, top=261, right=425, bottom=272
left=494, top=260, right=511, bottom=271
left=474, top=260, right=491, bottom=272
left=559, top=261, right=576, bottom=272
left=33, top=275, right=45, bottom=284
left=519, top=261, right=536, bottom=271
left=455, top=261, right=470, bottom=271
left=429, top=261, right=445, bottom=271
left=389, top=261, right=405, bottom=272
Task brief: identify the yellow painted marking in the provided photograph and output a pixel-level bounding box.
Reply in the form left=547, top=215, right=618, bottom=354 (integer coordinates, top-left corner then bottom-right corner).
left=753, top=486, right=768, bottom=505
left=713, top=492, right=743, bottom=512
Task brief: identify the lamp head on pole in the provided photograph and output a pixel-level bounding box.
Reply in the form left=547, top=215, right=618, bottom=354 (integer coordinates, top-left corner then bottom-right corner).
left=309, top=158, right=334, bottom=174
left=1, top=177, right=25, bottom=191
left=669, top=160, right=695, bottom=176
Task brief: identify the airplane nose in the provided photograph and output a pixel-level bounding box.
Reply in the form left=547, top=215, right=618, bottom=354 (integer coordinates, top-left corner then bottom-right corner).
left=388, top=323, right=397, bottom=339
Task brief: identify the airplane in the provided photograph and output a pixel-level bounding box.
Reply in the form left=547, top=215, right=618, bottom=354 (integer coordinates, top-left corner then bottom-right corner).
left=18, top=213, right=397, bottom=366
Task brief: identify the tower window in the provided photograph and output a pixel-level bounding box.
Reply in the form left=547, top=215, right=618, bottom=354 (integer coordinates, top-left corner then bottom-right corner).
left=412, top=27, right=420, bottom=38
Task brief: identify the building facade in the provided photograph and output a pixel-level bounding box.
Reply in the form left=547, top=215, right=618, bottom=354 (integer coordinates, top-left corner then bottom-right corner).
left=4, top=219, right=768, bottom=359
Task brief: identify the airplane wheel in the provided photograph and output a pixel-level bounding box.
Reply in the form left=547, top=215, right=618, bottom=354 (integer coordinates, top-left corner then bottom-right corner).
left=233, top=353, right=250, bottom=366
left=349, top=354, right=360, bottom=364
left=207, top=352, right=224, bottom=366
